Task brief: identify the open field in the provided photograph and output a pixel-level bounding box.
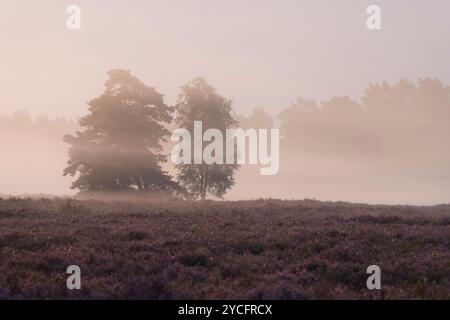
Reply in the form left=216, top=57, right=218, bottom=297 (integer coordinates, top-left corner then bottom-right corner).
left=0, top=197, right=449, bottom=299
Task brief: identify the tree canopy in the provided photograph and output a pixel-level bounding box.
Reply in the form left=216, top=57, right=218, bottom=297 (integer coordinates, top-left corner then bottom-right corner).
left=174, top=77, right=239, bottom=199
left=64, top=69, right=179, bottom=194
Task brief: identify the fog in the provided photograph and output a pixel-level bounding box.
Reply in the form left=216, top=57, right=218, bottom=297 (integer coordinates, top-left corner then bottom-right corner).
left=2, top=77, right=450, bottom=205
left=1, top=1, right=450, bottom=204
left=0, top=114, right=77, bottom=196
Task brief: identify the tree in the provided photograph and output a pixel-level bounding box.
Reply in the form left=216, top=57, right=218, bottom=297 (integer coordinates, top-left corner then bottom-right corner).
left=237, top=106, right=274, bottom=129
left=174, top=77, right=239, bottom=199
left=64, top=69, right=179, bottom=194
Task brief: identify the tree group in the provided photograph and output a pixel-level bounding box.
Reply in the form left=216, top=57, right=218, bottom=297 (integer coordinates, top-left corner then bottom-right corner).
left=64, top=70, right=238, bottom=199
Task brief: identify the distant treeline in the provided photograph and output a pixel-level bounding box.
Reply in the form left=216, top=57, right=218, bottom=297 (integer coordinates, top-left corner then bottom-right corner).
left=2, top=77, right=450, bottom=203
left=0, top=111, right=78, bottom=136
left=4, top=77, right=449, bottom=156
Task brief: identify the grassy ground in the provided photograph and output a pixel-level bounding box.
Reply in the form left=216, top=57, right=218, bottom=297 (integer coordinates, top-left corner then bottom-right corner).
left=0, top=197, right=449, bottom=299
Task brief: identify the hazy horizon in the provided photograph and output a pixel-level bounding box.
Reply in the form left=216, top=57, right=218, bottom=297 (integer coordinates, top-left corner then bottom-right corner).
left=2, top=1, right=450, bottom=205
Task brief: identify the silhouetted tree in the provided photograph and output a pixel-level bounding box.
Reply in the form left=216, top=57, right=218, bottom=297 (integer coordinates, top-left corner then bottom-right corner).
left=64, top=69, right=179, bottom=194
left=174, top=77, right=239, bottom=199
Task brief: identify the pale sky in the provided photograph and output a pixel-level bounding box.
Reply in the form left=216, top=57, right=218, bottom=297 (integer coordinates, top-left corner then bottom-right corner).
left=1, top=0, right=450, bottom=118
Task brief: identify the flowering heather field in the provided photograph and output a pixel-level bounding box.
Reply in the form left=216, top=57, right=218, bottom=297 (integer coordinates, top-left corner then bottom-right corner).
left=0, top=197, right=449, bottom=299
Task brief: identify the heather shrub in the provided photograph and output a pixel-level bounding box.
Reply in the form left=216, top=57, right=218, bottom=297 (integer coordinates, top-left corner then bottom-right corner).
left=0, top=198, right=448, bottom=299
